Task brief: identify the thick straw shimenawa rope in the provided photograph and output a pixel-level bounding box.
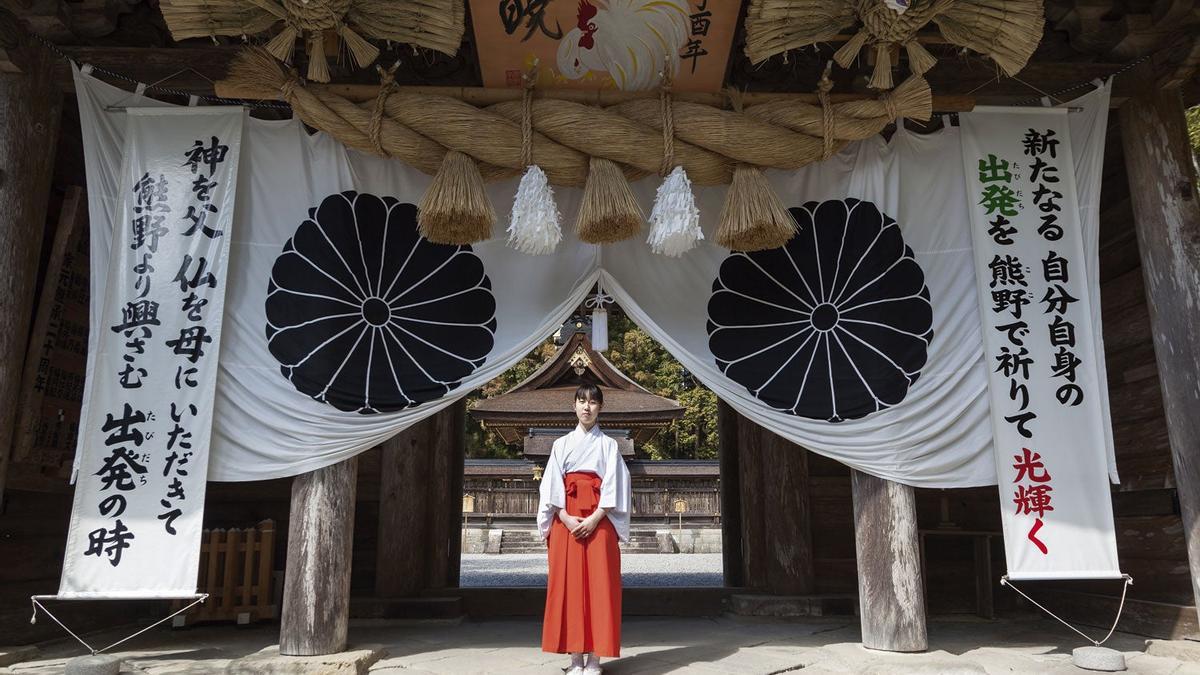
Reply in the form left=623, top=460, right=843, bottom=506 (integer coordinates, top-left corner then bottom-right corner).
left=225, top=47, right=931, bottom=190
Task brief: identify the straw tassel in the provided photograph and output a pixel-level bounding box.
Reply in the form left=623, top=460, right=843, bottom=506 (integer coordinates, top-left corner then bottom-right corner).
left=715, top=164, right=796, bottom=251
left=507, top=165, right=562, bottom=254
left=833, top=29, right=869, bottom=70
left=507, top=64, right=563, bottom=255
left=264, top=23, right=298, bottom=62
left=306, top=31, right=330, bottom=82
left=338, top=23, right=379, bottom=69
left=419, top=150, right=497, bottom=245
left=576, top=156, right=643, bottom=244
left=904, top=40, right=937, bottom=76
left=648, top=166, right=702, bottom=256
left=868, top=43, right=894, bottom=90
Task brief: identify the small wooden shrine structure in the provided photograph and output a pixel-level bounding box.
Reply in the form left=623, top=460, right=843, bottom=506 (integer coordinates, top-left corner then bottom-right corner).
left=471, top=324, right=685, bottom=458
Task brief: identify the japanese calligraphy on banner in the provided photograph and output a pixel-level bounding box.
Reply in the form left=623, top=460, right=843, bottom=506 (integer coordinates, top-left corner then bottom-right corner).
left=60, top=108, right=242, bottom=598
left=960, top=107, right=1120, bottom=581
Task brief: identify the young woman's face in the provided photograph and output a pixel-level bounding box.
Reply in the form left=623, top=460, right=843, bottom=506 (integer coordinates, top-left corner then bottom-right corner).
left=575, top=395, right=601, bottom=427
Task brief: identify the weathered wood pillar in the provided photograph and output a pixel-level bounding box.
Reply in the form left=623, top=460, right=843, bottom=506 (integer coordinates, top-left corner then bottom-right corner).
left=1118, top=66, right=1200, bottom=616
left=375, top=400, right=466, bottom=596
left=717, top=400, right=744, bottom=587
left=280, top=456, right=358, bottom=656
left=850, top=470, right=927, bottom=652
left=735, top=409, right=814, bottom=594
left=0, top=38, right=62, bottom=500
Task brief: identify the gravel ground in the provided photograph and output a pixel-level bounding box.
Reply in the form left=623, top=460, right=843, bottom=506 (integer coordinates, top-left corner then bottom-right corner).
left=460, top=553, right=723, bottom=587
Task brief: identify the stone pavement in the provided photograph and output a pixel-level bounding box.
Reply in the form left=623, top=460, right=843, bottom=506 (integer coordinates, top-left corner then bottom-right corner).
left=4, top=615, right=1200, bottom=674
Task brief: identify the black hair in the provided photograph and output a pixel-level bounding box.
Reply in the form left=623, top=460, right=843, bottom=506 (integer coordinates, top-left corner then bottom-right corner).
left=574, top=383, right=604, bottom=406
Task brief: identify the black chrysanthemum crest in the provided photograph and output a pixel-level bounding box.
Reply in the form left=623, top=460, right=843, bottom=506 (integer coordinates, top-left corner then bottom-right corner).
left=265, top=191, right=497, bottom=414
left=707, top=198, right=933, bottom=422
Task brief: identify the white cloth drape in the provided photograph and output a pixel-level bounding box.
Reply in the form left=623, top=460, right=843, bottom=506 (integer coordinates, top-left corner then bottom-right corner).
left=73, top=66, right=1114, bottom=489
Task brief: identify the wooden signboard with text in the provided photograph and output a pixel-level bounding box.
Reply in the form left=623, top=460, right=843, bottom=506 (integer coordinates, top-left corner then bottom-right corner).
left=11, top=186, right=90, bottom=486
left=468, top=0, right=738, bottom=92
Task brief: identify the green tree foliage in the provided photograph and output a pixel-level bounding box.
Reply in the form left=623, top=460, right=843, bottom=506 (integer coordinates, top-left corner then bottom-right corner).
left=465, top=310, right=720, bottom=460
left=603, top=312, right=719, bottom=460
left=464, top=339, right=557, bottom=459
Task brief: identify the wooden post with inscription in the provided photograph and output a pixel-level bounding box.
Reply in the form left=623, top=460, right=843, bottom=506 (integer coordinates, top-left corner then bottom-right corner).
left=0, top=37, right=63, bottom=499
left=851, top=469, right=927, bottom=652
left=1118, top=63, right=1200, bottom=617
left=279, top=456, right=358, bottom=656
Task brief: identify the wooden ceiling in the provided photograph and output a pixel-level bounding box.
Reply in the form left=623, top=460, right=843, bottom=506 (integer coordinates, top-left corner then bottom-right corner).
left=2, top=0, right=1197, bottom=107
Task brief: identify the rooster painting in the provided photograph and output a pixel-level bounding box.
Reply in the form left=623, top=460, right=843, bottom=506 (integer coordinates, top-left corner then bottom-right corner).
left=556, top=0, right=691, bottom=91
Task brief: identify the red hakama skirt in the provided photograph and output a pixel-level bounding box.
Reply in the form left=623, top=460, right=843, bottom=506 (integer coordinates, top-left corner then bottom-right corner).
left=542, top=471, right=622, bottom=657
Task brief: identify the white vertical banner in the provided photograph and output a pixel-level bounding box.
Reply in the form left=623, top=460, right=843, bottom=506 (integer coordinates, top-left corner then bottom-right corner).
left=960, top=107, right=1120, bottom=580
left=60, top=108, right=243, bottom=598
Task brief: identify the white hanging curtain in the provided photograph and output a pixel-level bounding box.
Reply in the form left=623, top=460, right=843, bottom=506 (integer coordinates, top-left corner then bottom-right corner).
left=73, top=67, right=1114, bottom=490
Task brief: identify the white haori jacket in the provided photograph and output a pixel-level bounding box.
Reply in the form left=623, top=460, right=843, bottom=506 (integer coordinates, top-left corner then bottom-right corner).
left=536, top=423, right=633, bottom=543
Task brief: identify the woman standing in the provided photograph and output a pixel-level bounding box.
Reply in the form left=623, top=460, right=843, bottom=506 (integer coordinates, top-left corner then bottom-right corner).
left=537, top=384, right=632, bottom=675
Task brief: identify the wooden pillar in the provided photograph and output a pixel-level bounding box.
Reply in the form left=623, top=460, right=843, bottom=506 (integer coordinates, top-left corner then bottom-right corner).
left=850, top=470, right=927, bottom=652
left=427, top=400, right=466, bottom=589
left=280, top=456, right=358, bottom=656
left=1118, top=66, right=1200, bottom=616
left=375, top=400, right=466, bottom=596
left=0, top=38, right=62, bottom=500
left=734, top=408, right=814, bottom=594
left=717, top=400, right=744, bottom=587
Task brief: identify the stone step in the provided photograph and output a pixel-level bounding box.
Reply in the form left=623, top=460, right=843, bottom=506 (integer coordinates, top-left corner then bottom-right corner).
left=350, top=596, right=463, bottom=620
left=728, top=593, right=857, bottom=618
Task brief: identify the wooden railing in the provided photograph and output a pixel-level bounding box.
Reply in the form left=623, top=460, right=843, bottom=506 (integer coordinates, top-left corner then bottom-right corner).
left=462, top=487, right=722, bottom=522
left=173, top=519, right=277, bottom=625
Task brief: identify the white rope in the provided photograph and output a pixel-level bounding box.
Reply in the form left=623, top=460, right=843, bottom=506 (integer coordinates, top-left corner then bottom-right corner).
left=1000, top=575, right=1132, bottom=646
left=30, top=594, right=209, bottom=656
left=584, top=281, right=613, bottom=310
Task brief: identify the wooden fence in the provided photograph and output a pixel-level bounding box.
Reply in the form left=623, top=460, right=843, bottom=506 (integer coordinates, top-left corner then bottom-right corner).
left=462, top=482, right=721, bottom=522
left=173, top=519, right=277, bottom=625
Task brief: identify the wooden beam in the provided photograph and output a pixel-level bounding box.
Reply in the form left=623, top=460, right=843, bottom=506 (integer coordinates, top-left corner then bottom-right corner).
left=851, top=470, right=927, bottom=652
left=0, top=42, right=61, bottom=502
left=280, top=456, right=358, bottom=656
left=216, top=78, right=977, bottom=112
left=46, top=46, right=1142, bottom=106
left=1119, top=62, right=1200, bottom=619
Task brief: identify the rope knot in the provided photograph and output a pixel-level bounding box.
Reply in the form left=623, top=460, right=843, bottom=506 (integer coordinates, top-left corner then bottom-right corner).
left=818, top=62, right=835, bottom=159
left=368, top=61, right=400, bottom=157
left=278, top=74, right=300, bottom=102
left=880, top=91, right=901, bottom=122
